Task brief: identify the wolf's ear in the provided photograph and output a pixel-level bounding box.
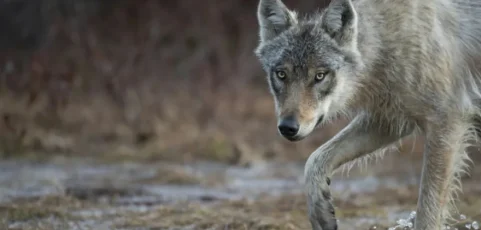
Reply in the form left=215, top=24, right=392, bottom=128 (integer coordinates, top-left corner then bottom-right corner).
left=257, top=0, right=298, bottom=42
left=321, top=0, right=358, bottom=48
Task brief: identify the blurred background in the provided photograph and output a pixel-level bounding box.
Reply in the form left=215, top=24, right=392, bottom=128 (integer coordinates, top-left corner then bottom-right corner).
left=0, top=0, right=341, bottom=164
left=0, top=1, right=479, bottom=230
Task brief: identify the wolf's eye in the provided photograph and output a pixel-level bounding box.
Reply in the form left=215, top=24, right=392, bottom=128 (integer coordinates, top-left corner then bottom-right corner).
left=315, top=71, right=329, bottom=82
left=275, top=70, right=287, bottom=80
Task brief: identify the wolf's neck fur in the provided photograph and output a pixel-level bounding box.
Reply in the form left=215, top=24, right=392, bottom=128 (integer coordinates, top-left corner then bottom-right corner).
left=346, top=1, right=387, bottom=111
left=347, top=0, right=432, bottom=116
left=349, top=0, right=476, bottom=119
left=351, top=1, right=383, bottom=80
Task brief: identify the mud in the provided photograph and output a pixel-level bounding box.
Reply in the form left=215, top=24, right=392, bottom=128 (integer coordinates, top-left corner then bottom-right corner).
left=0, top=154, right=480, bottom=230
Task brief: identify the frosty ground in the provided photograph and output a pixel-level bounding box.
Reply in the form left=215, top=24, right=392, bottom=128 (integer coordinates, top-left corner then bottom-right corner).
left=1, top=151, right=480, bottom=230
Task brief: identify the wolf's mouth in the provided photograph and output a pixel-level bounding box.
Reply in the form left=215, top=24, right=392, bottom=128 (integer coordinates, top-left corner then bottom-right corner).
left=315, top=115, right=324, bottom=128
left=285, top=136, right=301, bottom=142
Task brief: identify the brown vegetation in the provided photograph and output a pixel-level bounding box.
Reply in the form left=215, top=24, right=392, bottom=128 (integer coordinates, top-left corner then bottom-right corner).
left=0, top=0, right=345, bottom=163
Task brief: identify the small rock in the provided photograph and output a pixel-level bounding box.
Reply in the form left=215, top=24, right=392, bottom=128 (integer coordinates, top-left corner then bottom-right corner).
left=472, top=221, right=479, bottom=230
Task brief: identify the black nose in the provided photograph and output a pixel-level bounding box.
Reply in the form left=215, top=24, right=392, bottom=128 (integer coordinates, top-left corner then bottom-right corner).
left=278, top=116, right=299, bottom=137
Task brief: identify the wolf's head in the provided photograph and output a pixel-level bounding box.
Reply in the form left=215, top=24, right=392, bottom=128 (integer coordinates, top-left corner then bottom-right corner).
left=255, top=0, right=364, bottom=142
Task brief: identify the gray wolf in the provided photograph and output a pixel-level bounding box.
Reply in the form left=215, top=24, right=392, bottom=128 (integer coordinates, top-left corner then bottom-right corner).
left=254, top=0, right=481, bottom=229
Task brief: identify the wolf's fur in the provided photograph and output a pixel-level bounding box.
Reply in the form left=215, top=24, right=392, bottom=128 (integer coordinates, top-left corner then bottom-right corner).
left=254, top=0, right=481, bottom=229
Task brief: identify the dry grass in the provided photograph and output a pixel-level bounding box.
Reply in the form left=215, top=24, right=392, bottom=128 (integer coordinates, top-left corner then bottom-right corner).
left=1, top=189, right=478, bottom=230
left=0, top=195, right=85, bottom=230
left=119, top=195, right=313, bottom=230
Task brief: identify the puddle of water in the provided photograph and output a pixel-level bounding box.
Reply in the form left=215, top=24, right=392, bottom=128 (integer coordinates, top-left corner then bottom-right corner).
left=71, top=205, right=153, bottom=218
left=140, top=184, right=243, bottom=202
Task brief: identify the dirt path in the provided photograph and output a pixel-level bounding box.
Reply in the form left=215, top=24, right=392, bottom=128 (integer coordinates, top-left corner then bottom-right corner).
left=0, top=154, right=480, bottom=230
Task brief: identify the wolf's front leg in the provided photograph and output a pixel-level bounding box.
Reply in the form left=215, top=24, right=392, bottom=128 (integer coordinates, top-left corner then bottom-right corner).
left=414, top=121, right=471, bottom=230
left=304, top=113, right=414, bottom=230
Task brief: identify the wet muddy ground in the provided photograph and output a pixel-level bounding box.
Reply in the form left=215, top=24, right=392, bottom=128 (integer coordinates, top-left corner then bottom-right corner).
left=0, top=153, right=480, bottom=230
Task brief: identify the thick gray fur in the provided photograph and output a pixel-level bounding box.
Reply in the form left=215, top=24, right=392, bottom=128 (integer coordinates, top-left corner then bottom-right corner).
left=254, top=0, right=481, bottom=229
